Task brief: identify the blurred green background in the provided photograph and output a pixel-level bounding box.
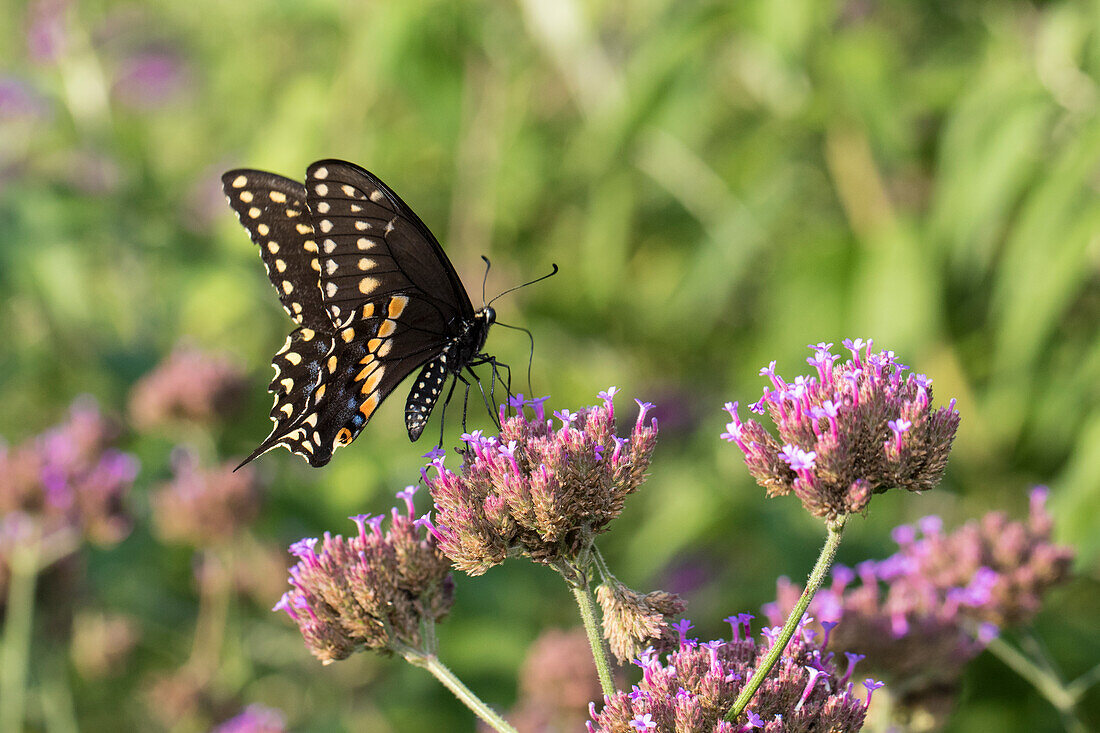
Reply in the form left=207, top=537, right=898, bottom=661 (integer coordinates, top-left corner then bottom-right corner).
left=2, top=0, right=1099, bottom=730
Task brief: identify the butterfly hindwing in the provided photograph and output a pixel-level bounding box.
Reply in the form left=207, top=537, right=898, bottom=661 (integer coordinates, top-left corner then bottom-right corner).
left=237, top=325, right=334, bottom=467
left=221, top=170, right=329, bottom=330
left=405, top=356, right=451, bottom=440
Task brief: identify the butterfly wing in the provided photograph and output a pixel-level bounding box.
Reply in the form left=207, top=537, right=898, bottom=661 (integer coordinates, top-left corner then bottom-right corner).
left=221, top=170, right=329, bottom=329
left=303, top=160, right=477, bottom=446
left=304, top=160, right=475, bottom=327
left=225, top=160, right=480, bottom=467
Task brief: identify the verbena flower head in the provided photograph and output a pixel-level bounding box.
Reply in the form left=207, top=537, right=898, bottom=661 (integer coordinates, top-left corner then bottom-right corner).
left=274, top=486, right=454, bottom=664
left=151, top=451, right=262, bottom=546
left=424, top=389, right=658, bottom=576
left=764, top=488, right=1072, bottom=717
left=723, top=340, right=959, bottom=520
left=129, top=344, right=247, bottom=430
left=211, top=704, right=287, bottom=733
left=588, top=615, right=873, bottom=732
left=597, top=580, right=687, bottom=663
left=0, top=397, right=137, bottom=552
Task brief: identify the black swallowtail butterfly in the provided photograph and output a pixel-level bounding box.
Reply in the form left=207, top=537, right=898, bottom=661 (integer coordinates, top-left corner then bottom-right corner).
left=223, top=160, right=501, bottom=467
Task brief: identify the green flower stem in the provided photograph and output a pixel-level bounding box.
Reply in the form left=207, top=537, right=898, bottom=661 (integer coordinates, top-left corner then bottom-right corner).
left=402, top=649, right=517, bottom=733
left=0, top=544, right=40, bottom=733
left=725, top=514, right=848, bottom=723
left=572, top=580, right=616, bottom=698
left=985, top=636, right=1088, bottom=733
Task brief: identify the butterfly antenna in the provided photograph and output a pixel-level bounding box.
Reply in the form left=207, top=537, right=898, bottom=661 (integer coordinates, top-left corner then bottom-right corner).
left=486, top=263, right=559, bottom=308
left=493, top=321, right=535, bottom=396
left=480, top=255, right=492, bottom=306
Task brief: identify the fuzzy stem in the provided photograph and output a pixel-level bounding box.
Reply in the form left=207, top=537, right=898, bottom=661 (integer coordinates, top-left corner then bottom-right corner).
left=986, top=636, right=1088, bottom=733
left=0, top=545, right=39, bottom=733
left=403, top=649, right=517, bottom=733
left=725, top=514, right=847, bottom=723
left=572, top=580, right=616, bottom=698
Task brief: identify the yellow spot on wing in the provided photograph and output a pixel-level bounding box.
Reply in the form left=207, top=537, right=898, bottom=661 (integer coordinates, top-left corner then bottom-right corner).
left=377, top=319, right=396, bottom=338
left=285, top=351, right=302, bottom=365
left=231, top=175, right=248, bottom=188
left=359, top=393, right=380, bottom=417
left=275, top=259, right=287, bottom=272
left=301, top=328, right=315, bottom=341
left=362, top=303, right=375, bottom=318
left=281, top=281, right=293, bottom=294
left=327, top=355, right=338, bottom=372
left=257, top=223, right=269, bottom=236
left=314, top=166, right=328, bottom=179
left=303, top=240, right=319, bottom=252
left=369, top=190, right=385, bottom=202
left=358, top=258, right=375, bottom=270
left=341, top=328, right=355, bottom=343
left=358, top=277, right=379, bottom=295
left=267, top=241, right=279, bottom=253
left=296, top=223, right=312, bottom=235
left=342, top=185, right=356, bottom=197
left=315, top=184, right=328, bottom=196
left=388, top=296, right=409, bottom=318
left=240, top=191, right=254, bottom=203
left=248, top=207, right=261, bottom=218
left=364, top=366, right=385, bottom=392
left=367, top=338, right=382, bottom=352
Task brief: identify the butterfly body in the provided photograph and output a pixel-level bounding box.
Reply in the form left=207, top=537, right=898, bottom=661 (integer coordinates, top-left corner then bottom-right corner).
left=222, top=160, right=496, bottom=467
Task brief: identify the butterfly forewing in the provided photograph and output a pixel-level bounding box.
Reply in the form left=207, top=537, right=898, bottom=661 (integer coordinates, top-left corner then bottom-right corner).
left=305, top=160, right=475, bottom=327
left=221, top=170, right=328, bottom=329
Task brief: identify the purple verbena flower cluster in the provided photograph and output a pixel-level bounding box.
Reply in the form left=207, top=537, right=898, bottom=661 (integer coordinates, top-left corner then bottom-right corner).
left=723, top=340, right=959, bottom=520
left=0, top=397, right=137, bottom=551
left=764, top=488, right=1073, bottom=713
left=424, top=389, right=658, bottom=575
left=129, top=344, right=247, bottom=430
left=588, top=615, right=874, bottom=732
left=274, top=486, right=454, bottom=664
left=151, top=451, right=262, bottom=546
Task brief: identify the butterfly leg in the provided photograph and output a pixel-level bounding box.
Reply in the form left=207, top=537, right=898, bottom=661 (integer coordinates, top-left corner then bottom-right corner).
left=436, top=374, right=461, bottom=448
left=467, top=366, right=502, bottom=431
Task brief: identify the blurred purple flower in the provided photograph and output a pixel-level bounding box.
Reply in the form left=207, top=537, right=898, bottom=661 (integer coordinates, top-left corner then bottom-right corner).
left=26, top=0, right=69, bottom=64
left=587, top=615, right=869, bottom=732
left=129, top=344, right=248, bottom=430
left=111, top=49, right=190, bottom=110
left=723, top=340, right=959, bottom=520
left=0, top=397, right=136, bottom=552
left=211, top=704, right=287, bottom=733
left=0, top=77, right=51, bottom=121
left=424, top=390, right=658, bottom=576
left=275, top=492, right=454, bottom=664
left=496, top=628, right=605, bottom=732
left=151, top=451, right=262, bottom=547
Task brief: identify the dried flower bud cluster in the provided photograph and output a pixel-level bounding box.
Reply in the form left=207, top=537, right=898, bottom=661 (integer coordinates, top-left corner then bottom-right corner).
left=764, top=488, right=1073, bottom=714
left=588, top=616, right=875, bottom=732
left=0, top=397, right=137, bottom=555
left=129, top=344, right=247, bottom=430
left=424, top=389, right=658, bottom=575
left=151, top=451, right=262, bottom=546
left=274, top=486, right=454, bottom=664
left=211, top=704, right=287, bottom=733
left=723, top=340, right=959, bottom=520
left=597, top=580, right=687, bottom=663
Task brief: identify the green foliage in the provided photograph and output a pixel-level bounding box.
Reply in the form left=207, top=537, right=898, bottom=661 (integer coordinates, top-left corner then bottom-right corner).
left=1, top=0, right=1098, bottom=730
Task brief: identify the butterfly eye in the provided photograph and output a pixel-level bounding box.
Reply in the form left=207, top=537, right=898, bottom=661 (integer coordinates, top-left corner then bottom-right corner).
left=334, top=427, right=353, bottom=449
